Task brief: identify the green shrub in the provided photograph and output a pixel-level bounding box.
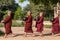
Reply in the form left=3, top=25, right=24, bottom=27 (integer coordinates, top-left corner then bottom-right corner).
left=44, top=25, right=51, bottom=28
left=0, top=21, right=25, bottom=27
left=0, top=23, right=4, bottom=27
left=44, top=17, right=49, bottom=21
left=0, top=21, right=51, bottom=28
left=12, top=21, right=24, bottom=27
left=0, top=30, right=4, bottom=36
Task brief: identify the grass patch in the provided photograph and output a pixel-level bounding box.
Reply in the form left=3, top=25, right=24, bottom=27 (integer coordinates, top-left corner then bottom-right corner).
left=0, top=21, right=25, bottom=27
left=12, top=21, right=24, bottom=27
left=0, top=30, right=4, bottom=36
left=0, top=23, right=4, bottom=27
left=0, top=20, right=51, bottom=28
left=44, top=25, right=51, bottom=28
left=44, top=17, right=49, bottom=21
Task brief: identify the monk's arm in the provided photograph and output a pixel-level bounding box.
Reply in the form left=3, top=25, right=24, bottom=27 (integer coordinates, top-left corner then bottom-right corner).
left=37, top=17, right=43, bottom=23
left=26, top=16, right=31, bottom=23
left=4, top=16, right=11, bottom=23
left=52, top=19, right=58, bottom=24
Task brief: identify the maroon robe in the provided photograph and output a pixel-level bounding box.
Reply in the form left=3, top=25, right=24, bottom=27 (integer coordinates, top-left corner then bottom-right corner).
left=52, top=17, right=59, bottom=34
left=4, top=15, right=12, bottom=34
left=24, top=15, right=33, bottom=33
left=36, top=16, right=44, bottom=32
left=58, top=26, right=60, bottom=33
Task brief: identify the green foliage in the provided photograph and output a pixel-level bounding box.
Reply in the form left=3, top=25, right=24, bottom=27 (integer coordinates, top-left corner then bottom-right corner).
left=23, top=3, right=54, bottom=20
left=19, top=0, right=26, bottom=3
left=0, top=23, right=4, bottom=27
left=0, top=21, right=24, bottom=27
left=0, top=0, right=18, bottom=13
left=22, top=4, right=31, bottom=17
left=0, top=0, right=20, bottom=20
left=14, top=6, right=22, bottom=20
left=20, top=0, right=59, bottom=18
left=0, top=0, right=15, bottom=6
left=28, top=0, right=60, bottom=5
left=30, top=3, right=45, bottom=18
left=23, top=3, right=45, bottom=18
left=12, top=21, right=24, bottom=27
left=44, top=25, right=51, bottom=28
left=30, top=0, right=41, bottom=5
left=44, top=17, right=49, bottom=21
left=0, top=30, right=4, bottom=36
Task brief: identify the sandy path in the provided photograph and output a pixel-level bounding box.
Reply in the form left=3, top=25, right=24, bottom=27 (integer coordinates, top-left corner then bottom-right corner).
left=0, top=27, right=60, bottom=40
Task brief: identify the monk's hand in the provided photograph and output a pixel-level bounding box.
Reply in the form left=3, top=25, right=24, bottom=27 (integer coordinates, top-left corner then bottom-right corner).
left=1, top=20, right=4, bottom=23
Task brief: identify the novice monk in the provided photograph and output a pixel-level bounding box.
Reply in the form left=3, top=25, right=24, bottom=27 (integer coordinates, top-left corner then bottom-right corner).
left=1, top=11, right=14, bottom=38
left=24, top=10, right=35, bottom=37
left=36, top=11, right=44, bottom=36
left=52, top=13, right=59, bottom=36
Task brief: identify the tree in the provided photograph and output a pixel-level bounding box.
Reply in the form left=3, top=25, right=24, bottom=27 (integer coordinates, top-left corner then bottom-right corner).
left=0, top=0, right=18, bottom=12
left=19, top=0, right=60, bottom=7
left=23, top=3, right=53, bottom=21
left=0, top=0, right=15, bottom=6
left=14, top=6, right=22, bottom=20
left=0, top=0, right=20, bottom=20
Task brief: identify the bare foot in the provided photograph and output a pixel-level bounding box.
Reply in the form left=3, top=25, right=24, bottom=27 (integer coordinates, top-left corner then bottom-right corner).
left=23, top=35, right=27, bottom=37
left=4, top=35, right=7, bottom=38
left=39, top=33, right=43, bottom=37
left=32, top=34, right=35, bottom=37
left=51, top=33, right=55, bottom=37
left=11, top=34, right=15, bottom=37
left=58, top=33, right=60, bottom=35
left=23, top=33, right=27, bottom=37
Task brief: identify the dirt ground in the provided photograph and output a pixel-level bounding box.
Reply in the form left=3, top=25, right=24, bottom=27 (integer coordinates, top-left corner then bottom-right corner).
left=0, top=27, right=60, bottom=40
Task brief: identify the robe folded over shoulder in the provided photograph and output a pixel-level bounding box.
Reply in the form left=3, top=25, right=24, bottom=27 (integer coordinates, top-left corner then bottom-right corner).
left=36, top=16, right=44, bottom=32
left=24, top=15, right=33, bottom=33
left=52, top=17, right=59, bottom=34
left=4, top=15, right=12, bottom=34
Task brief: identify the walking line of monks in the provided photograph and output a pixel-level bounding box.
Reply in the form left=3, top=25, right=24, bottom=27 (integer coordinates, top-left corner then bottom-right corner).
left=1, top=10, right=60, bottom=38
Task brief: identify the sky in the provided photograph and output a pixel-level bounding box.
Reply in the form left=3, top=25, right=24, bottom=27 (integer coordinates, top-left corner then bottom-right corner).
left=15, top=0, right=30, bottom=8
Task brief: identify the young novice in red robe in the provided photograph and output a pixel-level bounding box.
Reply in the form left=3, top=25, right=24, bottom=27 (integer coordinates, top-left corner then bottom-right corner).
left=1, top=11, right=14, bottom=38
left=24, top=10, right=35, bottom=37
left=36, top=11, right=44, bottom=36
left=51, top=13, right=59, bottom=36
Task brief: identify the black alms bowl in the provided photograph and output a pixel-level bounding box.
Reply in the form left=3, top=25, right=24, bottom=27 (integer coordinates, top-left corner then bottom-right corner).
left=23, top=17, right=28, bottom=21
left=34, top=16, right=40, bottom=21
left=50, top=17, right=54, bottom=22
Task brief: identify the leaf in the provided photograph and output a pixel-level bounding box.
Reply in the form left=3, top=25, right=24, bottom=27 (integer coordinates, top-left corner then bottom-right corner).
left=19, top=0, right=26, bottom=3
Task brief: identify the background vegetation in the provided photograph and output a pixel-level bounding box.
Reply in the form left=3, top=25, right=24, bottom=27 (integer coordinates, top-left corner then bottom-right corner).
left=0, top=0, right=60, bottom=36
left=0, top=0, right=58, bottom=20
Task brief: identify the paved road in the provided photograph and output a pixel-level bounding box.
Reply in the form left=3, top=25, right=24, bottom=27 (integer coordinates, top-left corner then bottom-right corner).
left=0, top=27, right=60, bottom=40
